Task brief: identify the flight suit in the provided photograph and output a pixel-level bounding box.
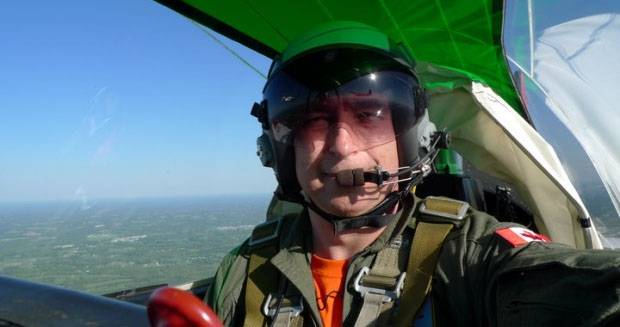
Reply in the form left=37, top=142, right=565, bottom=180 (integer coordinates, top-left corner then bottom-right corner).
left=205, top=195, right=620, bottom=326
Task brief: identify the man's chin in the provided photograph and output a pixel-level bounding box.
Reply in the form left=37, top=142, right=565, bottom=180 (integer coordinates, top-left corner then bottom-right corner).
left=306, top=180, right=388, bottom=216
left=324, top=196, right=381, bottom=217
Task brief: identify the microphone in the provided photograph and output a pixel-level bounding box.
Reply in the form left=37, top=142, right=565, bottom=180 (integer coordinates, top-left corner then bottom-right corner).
left=335, top=166, right=405, bottom=186
left=334, top=159, right=435, bottom=187
left=333, top=131, right=447, bottom=187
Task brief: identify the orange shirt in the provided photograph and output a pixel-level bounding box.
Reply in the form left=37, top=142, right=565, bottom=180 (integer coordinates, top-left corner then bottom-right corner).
left=310, top=254, right=348, bottom=327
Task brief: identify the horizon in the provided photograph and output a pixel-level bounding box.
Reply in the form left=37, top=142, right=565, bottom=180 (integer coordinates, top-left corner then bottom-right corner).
left=0, top=192, right=273, bottom=206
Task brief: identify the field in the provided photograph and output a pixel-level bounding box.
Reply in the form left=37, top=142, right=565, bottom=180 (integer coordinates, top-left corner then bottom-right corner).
left=0, top=194, right=269, bottom=294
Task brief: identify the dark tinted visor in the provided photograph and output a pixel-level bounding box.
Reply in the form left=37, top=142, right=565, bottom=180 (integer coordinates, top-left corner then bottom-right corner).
left=264, top=48, right=424, bottom=148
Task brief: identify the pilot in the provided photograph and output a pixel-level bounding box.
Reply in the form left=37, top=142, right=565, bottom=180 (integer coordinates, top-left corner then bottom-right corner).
left=205, top=21, right=620, bottom=326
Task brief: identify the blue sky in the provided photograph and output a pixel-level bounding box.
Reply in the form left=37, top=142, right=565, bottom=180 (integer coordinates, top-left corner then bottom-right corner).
left=0, top=1, right=275, bottom=201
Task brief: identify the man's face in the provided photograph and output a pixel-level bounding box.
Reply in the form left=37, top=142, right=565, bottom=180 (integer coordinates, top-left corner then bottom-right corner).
left=294, top=92, right=399, bottom=217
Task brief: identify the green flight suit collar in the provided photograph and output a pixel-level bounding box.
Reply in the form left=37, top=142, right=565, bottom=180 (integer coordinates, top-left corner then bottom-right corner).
left=270, top=209, right=319, bottom=323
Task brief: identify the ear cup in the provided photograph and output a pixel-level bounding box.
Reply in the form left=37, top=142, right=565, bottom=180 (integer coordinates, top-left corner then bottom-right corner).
left=256, top=133, right=274, bottom=167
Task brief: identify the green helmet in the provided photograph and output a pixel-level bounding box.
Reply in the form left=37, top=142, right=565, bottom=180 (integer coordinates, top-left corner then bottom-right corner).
left=251, top=21, right=438, bottom=230
left=270, top=21, right=415, bottom=77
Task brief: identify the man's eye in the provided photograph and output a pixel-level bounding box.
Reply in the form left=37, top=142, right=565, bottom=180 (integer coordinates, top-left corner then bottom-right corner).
left=302, top=115, right=330, bottom=129
left=355, top=110, right=385, bottom=123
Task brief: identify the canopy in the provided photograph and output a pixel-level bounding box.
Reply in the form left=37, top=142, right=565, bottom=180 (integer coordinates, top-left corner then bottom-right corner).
left=503, top=0, right=620, bottom=247
left=423, top=64, right=601, bottom=248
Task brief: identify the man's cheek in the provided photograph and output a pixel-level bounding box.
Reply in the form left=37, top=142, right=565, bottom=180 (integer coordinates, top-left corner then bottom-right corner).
left=297, top=149, right=322, bottom=169
left=294, top=153, right=313, bottom=171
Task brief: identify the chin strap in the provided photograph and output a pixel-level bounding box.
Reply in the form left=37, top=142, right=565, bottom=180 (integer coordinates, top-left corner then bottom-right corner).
left=305, top=191, right=403, bottom=234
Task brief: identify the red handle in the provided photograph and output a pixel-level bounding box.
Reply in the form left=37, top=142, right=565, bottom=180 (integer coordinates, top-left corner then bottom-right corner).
left=147, top=287, right=223, bottom=327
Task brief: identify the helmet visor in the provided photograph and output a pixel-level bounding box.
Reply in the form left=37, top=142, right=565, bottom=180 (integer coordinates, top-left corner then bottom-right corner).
left=265, top=70, right=423, bottom=150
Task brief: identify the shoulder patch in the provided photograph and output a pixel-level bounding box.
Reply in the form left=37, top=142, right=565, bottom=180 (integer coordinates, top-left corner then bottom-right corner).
left=495, top=227, right=550, bottom=247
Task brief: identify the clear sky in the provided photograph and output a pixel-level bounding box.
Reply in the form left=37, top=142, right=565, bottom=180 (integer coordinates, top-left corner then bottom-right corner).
left=0, top=1, right=276, bottom=202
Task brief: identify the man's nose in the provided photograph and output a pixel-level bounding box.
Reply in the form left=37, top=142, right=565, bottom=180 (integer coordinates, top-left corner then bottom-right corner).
left=327, top=123, right=359, bottom=157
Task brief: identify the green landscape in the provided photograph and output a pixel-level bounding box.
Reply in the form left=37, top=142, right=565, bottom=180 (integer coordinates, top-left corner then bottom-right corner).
left=0, top=194, right=269, bottom=294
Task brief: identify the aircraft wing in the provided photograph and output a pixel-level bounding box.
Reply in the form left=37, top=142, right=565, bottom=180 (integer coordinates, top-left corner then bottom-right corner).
left=153, top=0, right=525, bottom=116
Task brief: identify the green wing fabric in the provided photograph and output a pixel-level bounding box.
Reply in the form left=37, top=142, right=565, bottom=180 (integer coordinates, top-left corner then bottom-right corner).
left=155, top=0, right=523, bottom=115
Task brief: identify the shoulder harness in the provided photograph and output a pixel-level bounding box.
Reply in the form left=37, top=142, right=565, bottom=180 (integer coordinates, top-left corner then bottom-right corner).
left=244, top=217, right=305, bottom=327
left=243, top=196, right=470, bottom=326
left=353, top=196, right=469, bottom=326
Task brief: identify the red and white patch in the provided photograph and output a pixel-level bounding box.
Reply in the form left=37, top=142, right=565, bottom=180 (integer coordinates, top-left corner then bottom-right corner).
left=495, top=227, right=550, bottom=247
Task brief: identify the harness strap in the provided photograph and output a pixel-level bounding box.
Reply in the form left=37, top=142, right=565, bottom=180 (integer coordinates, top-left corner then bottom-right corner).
left=244, top=219, right=304, bottom=327
left=355, top=292, right=391, bottom=327
left=353, top=235, right=407, bottom=327
left=352, top=192, right=416, bottom=327
left=353, top=196, right=467, bottom=326
left=394, top=221, right=454, bottom=326
left=245, top=242, right=278, bottom=326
